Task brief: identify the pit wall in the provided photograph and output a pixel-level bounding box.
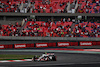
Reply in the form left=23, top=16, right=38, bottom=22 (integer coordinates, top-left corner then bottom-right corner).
left=0, top=41, right=100, bottom=49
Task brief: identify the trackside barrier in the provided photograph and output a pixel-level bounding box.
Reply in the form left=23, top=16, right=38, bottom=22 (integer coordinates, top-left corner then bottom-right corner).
left=14, top=44, right=26, bottom=49
left=36, top=43, right=48, bottom=48
left=0, top=45, right=4, bottom=49
left=70, top=42, right=78, bottom=46
left=96, top=42, right=100, bottom=45
left=57, top=42, right=70, bottom=47
left=80, top=41, right=92, bottom=46
left=92, top=41, right=97, bottom=46
left=0, top=45, right=13, bottom=49
left=4, top=45, right=9, bottom=49
left=48, top=43, right=56, bottom=47
left=26, top=44, right=34, bottom=48
left=4, top=45, right=13, bottom=49
left=0, top=41, right=100, bottom=49
left=8, top=45, right=13, bottom=49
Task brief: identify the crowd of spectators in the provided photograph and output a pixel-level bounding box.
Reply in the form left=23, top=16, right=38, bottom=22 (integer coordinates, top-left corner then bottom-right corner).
left=21, top=18, right=73, bottom=37
left=78, top=0, right=100, bottom=13
left=1, top=0, right=99, bottom=13
left=0, top=0, right=68, bottom=13
left=20, top=17, right=100, bottom=37
left=0, top=22, right=21, bottom=36
left=0, top=0, right=63, bottom=13
left=0, top=0, right=35, bottom=13
left=74, top=22, right=100, bottom=37
left=0, top=0, right=20, bottom=12
left=0, top=17, right=100, bottom=37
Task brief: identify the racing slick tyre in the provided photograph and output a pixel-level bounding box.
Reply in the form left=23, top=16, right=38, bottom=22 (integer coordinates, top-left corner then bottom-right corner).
left=52, top=56, right=56, bottom=61
left=34, top=56, right=36, bottom=61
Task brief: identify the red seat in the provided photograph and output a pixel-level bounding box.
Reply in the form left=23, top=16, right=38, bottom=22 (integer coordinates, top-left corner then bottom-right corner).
left=35, top=21, right=44, bottom=26
left=53, top=9, right=57, bottom=13
left=56, top=22, right=61, bottom=26
left=68, top=22, right=73, bottom=26
left=46, top=9, right=50, bottom=13
left=96, top=6, right=100, bottom=11
left=85, top=27, right=92, bottom=33
left=51, top=26, right=57, bottom=30
left=2, top=25, right=8, bottom=28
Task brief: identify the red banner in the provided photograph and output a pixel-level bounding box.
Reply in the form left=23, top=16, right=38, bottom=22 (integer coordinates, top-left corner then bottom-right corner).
left=57, top=42, right=70, bottom=47
left=4, top=45, right=9, bottom=49
left=31, top=44, right=34, bottom=47
left=96, top=41, right=100, bottom=45
left=14, top=44, right=26, bottom=49
left=36, top=43, right=48, bottom=48
left=70, top=42, right=78, bottom=46
left=0, top=45, right=4, bottom=49
left=92, top=41, right=97, bottom=45
left=26, top=44, right=31, bottom=47
left=8, top=45, right=13, bottom=49
left=48, top=43, right=56, bottom=47
left=80, top=41, right=92, bottom=46
left=26, top=44, right=34, bottom=47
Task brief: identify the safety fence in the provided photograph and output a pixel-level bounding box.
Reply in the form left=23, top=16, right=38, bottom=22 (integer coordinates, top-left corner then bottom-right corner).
left=0, top=41, right=100, bottom=49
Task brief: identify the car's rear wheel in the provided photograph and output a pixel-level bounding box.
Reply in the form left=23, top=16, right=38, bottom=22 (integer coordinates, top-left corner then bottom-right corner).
left=34, top=56, right=36, bottom=61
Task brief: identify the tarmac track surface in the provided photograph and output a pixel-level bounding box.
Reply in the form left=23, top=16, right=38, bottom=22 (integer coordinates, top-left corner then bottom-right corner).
left=0, top=52, right=100, bottom=67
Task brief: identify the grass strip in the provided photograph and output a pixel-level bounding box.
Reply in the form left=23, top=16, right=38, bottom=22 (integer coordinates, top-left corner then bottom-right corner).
left=0, top=54, right=35, bottom=60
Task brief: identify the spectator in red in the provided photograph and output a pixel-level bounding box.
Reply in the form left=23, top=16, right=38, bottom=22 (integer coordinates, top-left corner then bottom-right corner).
left=78, top=9, right=84, bottom=13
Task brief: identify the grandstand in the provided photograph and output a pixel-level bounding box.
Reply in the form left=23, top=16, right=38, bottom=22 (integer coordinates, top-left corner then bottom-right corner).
left=0, top=0, right=100, bottom=13
left=0, top=16, right=100, bottom=37
left=0, top=0, right=100, bottom=42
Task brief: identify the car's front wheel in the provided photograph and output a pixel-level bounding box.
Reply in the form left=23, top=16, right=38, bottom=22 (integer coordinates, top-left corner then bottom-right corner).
left=52, top=56, right=56, bottom=61
left=33, top=56, right=36, bottom=61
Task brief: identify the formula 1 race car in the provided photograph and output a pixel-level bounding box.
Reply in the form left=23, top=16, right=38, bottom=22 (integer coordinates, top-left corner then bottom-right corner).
left=32, top=53, right=56, bottom=62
